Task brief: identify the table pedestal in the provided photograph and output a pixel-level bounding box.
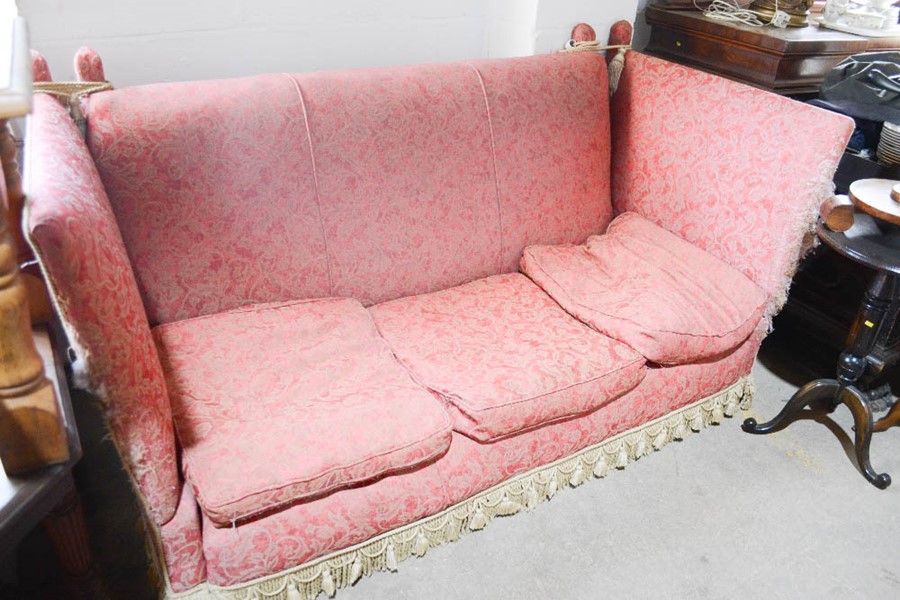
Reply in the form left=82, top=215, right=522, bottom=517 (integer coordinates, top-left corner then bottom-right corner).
left=743, top=270, right=896, bottom=488
left=744, top=212, right=900, bottom=489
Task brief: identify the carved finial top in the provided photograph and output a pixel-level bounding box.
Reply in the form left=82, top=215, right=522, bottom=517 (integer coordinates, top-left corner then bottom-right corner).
left=74, top=47, right=106, bottom=82
left=571, top=23, right=596, bottom=43
left=31, top=50, right=52, bottom=83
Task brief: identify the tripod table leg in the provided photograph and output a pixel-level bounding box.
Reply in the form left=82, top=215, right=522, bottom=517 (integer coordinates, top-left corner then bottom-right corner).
left=841, top=386, right=891, bottom=489
left=743, top=378, right=840, bottom=435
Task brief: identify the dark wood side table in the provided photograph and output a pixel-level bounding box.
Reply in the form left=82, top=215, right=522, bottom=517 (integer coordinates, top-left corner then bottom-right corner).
left=743, top=206, right=900, bottom=488
left=644, top=5, right=900, bottom=97
left=1, top=322, right=99, bottom=596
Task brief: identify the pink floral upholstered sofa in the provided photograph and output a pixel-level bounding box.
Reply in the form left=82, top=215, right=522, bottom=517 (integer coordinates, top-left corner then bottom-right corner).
left=24, top=45, right=852, bottom=599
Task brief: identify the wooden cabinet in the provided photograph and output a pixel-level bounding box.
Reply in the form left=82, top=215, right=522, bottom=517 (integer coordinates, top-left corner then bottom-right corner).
left=644, top=5, right=900, bottom=97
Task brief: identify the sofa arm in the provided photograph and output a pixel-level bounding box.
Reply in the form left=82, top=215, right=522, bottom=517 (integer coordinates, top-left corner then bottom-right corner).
left=611, top=52, right=854, bottom=319
left=24, top=94, right=180, bottom=525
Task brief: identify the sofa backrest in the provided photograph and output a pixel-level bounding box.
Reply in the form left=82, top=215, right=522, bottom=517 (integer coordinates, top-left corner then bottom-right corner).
left=85, top=53, right=612, bottom=325
left=610, top=53, right=854, bottom=316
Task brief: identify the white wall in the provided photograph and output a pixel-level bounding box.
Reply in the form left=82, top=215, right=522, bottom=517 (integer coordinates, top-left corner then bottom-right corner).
left=533, top=0, right=640, bottom=56
left=19, top=0, right=638, bottom=87
left=485, top=0, right=539, bottom=59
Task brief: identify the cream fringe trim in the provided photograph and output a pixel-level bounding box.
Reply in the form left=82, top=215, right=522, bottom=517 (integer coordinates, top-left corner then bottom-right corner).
left=162, top=377, right=754, bottom=600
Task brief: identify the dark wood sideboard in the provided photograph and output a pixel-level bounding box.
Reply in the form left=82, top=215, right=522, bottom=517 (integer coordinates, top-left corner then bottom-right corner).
left=645, top=4, right=900, bottom=97
left=644, top=4, right=900, bottom=386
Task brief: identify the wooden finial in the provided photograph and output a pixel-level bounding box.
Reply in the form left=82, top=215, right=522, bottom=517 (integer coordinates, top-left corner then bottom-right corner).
left=819, top=194, right=854, bottom=232
left=571, top=23, right=596, bottom=43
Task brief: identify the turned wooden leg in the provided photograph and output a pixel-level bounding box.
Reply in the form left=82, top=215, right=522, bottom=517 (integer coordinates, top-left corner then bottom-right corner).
left=841, top=386, right=891, bottom=489
left=41, top=474, right=105, bottom=599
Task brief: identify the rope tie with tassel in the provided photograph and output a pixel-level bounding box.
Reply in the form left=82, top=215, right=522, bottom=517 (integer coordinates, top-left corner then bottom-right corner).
left=33, top=81, right=113, bottom=136
left=561, top=40, right=630, bottom=96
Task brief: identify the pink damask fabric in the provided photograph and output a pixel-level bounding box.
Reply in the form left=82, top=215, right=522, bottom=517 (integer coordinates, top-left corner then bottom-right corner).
left=470, top=53, right=613, bottom=272
left=370, top=273, right=646, bottom=442
left=202, top=451, right=449, bottom=585
left=156, top=484, right=206, bottom=592
left=153, top=298, right=452, bottom=526
left=85, top=53, right=612, bottom=321
left=293, top=52, right=611, bottom=305
left=31, top=50, right=52, bottom=82
left=611, top=53, right=854, bottom=314
left=74, top=46, right=105, bottom=81
left=86, top=75, right=330, bottom=325
left=26, top=95, right=180, bottom=525
left=201, top=328, right=761, bottom=586
left=438, top=323, right=764, bottom=507
left=293, top=63, right=502, bottom=306
left=522, top=212, right=767, bottom=365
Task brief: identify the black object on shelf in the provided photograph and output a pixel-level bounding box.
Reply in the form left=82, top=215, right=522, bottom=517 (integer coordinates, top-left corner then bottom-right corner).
left=834, top=151, right=900, bottom=195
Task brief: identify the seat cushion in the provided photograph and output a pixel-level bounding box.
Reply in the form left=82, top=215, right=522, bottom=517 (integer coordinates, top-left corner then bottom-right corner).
left=521, top=212, right=767, bottom=365
left=369, top=273, right=646, bottom=442
left=153, top=298, right=452, bottom=526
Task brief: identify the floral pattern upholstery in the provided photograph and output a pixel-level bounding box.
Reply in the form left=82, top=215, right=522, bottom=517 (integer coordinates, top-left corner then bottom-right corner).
left=466, top=53, right=613, bottom=272
left=25, top=95, right=180, bottom=524
left=200, top=328, right=762, bottom=585
left=436, top=324, right=765, bottom=508
left=294, top=62, right=502, bottom=306
left=74, top=46, right=106, bottom=81
left=370, top=273, right=646, bottom=442
left=202, top=449, right=450, bottom=586
left=610, top=53, right=854, bottom=314
left=31, top=49, right=52, bottom=82
left=25, top=48, right=859, bottom=596
left=153, top=298, right=452, bottom=526
left=86, top=75, right=330, bottom=325
left=84, top=52, right=610, bottom=321
left=156, top=484, right=206, bottom=592
left=522, top=212, right=767, bottom=365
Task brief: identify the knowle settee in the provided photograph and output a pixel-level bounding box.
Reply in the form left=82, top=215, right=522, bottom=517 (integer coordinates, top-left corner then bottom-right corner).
left=24, top=46, right=852, bottom=599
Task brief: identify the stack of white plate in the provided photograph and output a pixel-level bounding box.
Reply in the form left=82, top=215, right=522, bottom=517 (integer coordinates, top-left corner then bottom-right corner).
left=877, top=122, right=900, bottom=165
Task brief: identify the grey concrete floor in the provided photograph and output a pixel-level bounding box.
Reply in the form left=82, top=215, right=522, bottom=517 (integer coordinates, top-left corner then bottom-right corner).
left=4, top=328, right=900, bottom=599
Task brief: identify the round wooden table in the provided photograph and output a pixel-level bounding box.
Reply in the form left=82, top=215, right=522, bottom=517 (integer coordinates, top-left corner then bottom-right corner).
left=744, top=180, right=900, bottom=489
left=849, top=178, right=900, bottom=226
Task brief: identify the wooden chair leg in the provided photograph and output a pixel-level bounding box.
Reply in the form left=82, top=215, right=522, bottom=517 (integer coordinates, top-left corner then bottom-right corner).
left=41, top=474, right=106, bottom=599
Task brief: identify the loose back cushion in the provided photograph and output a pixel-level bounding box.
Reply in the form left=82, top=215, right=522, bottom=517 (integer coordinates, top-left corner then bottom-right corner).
left=522, top=212, right=767, bottom=365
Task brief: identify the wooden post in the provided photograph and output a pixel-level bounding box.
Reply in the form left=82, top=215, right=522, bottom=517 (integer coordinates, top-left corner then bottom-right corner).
left=1, top=121, right=52, bottom=322
left=42, top=473, right=104, bottom=600
left=0, top=118, right=68, bottom=474
left=819, top=194, right=855, bottom=232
